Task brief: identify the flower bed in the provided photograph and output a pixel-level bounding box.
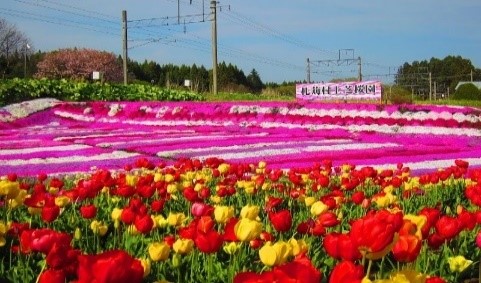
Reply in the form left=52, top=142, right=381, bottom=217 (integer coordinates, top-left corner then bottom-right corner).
left=1, top=100, right=481, bottom=176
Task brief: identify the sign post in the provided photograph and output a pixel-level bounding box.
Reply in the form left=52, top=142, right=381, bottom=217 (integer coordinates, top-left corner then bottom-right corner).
left=296, top=81, right=382, bottom=103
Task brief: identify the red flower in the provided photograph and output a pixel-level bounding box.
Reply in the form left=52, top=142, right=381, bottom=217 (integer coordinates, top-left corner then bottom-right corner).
left=268, top=209, right=292, bottom=233
left=351, top=191, right=365, bottom=205
left=323, top=232, right=361, bottom=261
left=222, top=217, right=239, bottom=242
left=392, top=234, right=422, bottom=262
left=38, top=269, right=66, bottom=283
left=317, top=212, right=339, bottom=227
left=197, top=216, right=215, bottom=234
left=80, top=204, right=97, bottom=219
left=150, top=199, right=165, bottom=213
left=77, top=250, right=144, bottom=283
left=194, top=230, right=223, bottom=254
left=234, top=271, right=275, bottom=283
left=350, top=210, right=403, bottom=259
left=183, top=187, right=201, bottom=202
left=21, top=228, right=72, bottom=254
left=329, top=261, right=364, bottom=283
left=435, top=215, right=461, bottom=241
left=426, top=276, right=447, bottom=283
left=41, top=205, right=60, bottom=223
left=191, top=202, right=214, bottom=217
left=273, top=253, right=322, bottom=283
left=455, top=159, right=469, bottom=169
left=265, top=196, right=283, bottom=212
left=120, top=207, right=136, bottom=225
left=134, top=214, right=154, bottom=234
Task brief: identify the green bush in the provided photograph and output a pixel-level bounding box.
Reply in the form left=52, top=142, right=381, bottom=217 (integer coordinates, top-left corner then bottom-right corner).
left=387, top=86, right=413, bottom=105
left=0, top=78, right=205, bottom=106
left=452, top=83, right=481, bottom=100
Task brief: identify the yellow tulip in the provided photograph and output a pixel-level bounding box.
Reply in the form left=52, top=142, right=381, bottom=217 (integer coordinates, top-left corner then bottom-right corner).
left=167, top=212, right=186, bottom=227
left=139, top=258, right=151, bottom=278
left=126, top=174, right=138, bottom=186
left=310, top=201, right=328, bottom=216
left=218, top=163, right=230, bottom=174
left=54, top=196, right=71, bottom=207
left=90, top=220, right=108, bottom=236
left=173, top=239, right=194, bottom=255
left=448, top=255, right=472, bottom=272
left=164, top=174, right=174, bottom=183
left=234, top=218, right=262, bottom=242
left=240, top=205, right=260, bottom=220
left=148, top=242, right=171, bottom=261
left=259, top=241, right=292, bottom=266
left=214, top=205, right=234, bottom=224
left=111, top=208, right=123, bottom=221
left=0, top=180, right=19, bottom=199
left=288, top=238, right=308, bottom=256
left=304, top=196, right=316, bottom=207
left=223, top=242, right=241, bottom=255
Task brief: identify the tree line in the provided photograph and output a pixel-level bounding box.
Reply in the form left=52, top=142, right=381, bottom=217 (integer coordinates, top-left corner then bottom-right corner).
left=395, top=56, right=481, bottom=99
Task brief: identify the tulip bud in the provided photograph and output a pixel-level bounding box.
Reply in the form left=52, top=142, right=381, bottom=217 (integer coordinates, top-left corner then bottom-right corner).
left=172, top=253, right=181, bottom=268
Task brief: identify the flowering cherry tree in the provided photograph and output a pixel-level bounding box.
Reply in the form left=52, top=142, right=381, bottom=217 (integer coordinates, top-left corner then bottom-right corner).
left=35, top=48, right=122, bottom=82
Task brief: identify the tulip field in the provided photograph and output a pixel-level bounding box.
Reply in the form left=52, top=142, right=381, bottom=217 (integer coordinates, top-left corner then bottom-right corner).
left=1, top=98, right=481, bottom=282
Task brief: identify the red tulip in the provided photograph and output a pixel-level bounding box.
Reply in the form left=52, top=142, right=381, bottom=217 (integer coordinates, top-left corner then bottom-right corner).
left=323, top=232, right=361, bottom=261
left=273, top=253, right=322, bottom=283
left=120, top=207, right=136, bottom=225
left=329, top=261, right=364, bottom=283
left=41, top=205, right=60, bottom=223
left=435, top=215, right=461, bottom=241
left=134, top=214, right=154, bottom=234
left=268, top=210, right=292, bottom=233
left=392, top=234, right=422, bottom=262
left=197, top=216, right=215, bottom=234
left=351, top=191, right=365, bottom=205
left=194, top=230, right=223, bottom=254
left=21, top=228, right=72, bottom=254
left=350, top=210, right=403, bottom=259
left=150, top=199, right=165, bottom=213
left=426, top=276, right=447, bottom=283
left=80, top=204, right=97, bottom=219
left=76, top=250, right=143, bottom=283
left=317, top=212, right=339, bottom=227
left=38, top=269, right=66, bottom=283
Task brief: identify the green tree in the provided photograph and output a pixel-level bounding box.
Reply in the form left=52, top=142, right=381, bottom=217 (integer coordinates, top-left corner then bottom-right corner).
left=246, top=68, right=263, bottom=93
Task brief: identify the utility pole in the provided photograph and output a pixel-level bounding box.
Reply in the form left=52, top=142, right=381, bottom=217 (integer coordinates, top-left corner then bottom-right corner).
left=122, top=10, right=128, bottom=85
left=211, top=1, right=218, bottom=95
left=471, top=70, right=473, bottom=82
left=357, top=56, right=362, bottom=81
left=306, top=58, right=310, bottom=83
left=428, top=72, right=432, bottom=101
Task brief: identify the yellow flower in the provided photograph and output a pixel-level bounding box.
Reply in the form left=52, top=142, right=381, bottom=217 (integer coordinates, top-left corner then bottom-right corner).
left=74, top=228, right=81, bottom=240
left=173, top=238, right=194, bottom=255
left=288, top=238, right=308, bottom=256
left=139, top=258, right=151, bottom=278
left=448, top=255, right=472, bottom=272
left=210, top=195, right=222, bottom=204
left=218, top=163, right=230, bottom=174
left=214, top=205, right=234, bottom=224
left=304, top=196, right=316, bottom=207
left=111, top=208, right=123, bottom=221
left=154, top=173, right=164, bottom=182
left=164, top=174, right=174, bottom=183
left=234, top=218, right=262, bottom=242
left=240, top=205, right=260, bottom=220
left=153, top=215, right=168, bottom=228
left=126, top=174, right=138, bottom=186
left=166, top=183, right=178, bottom=194
left=259, top=241, right=292, bottom=266
left=310, top=201, right=328, bottom=216
left=167, top=212, right=186, bottom=227
left=258, top=161, right=267, bottom=169
left=0, top=180, right=20, bottom=199
left=148, top=242, right=171, bottom=262
left=403, top=214, right=427, bottom=239
left=373, top=193, right=397, bottom=208
left=8, top=189, right=27, bottom=209
left=54, top=196, right=71, bottom=207
left=223, top=242, right=241, bottom=255
left=90, top=220, right=108, bottom=236
left=0, top=222, right=10, bottom=247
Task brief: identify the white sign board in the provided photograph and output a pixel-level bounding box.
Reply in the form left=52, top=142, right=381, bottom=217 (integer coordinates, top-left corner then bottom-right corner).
left=296, top=81, right=382, bottom=101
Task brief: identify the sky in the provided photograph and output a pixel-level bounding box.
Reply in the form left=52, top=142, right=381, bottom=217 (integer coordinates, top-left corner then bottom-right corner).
left=1, top=0, right=480, bottom=84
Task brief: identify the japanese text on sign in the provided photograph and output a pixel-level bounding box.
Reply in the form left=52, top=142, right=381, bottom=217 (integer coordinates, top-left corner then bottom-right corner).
left=296, top=81, right=382, bottom=101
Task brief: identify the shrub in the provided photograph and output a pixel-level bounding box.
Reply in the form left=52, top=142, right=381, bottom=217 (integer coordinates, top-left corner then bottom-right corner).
left=453, top=83, right=481, bottom=100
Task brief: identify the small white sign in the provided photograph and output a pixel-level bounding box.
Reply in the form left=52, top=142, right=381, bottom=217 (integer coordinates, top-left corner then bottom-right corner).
left=184, top=79, right=191, bottom=87
left=92, top=71, right=101, bottom=80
